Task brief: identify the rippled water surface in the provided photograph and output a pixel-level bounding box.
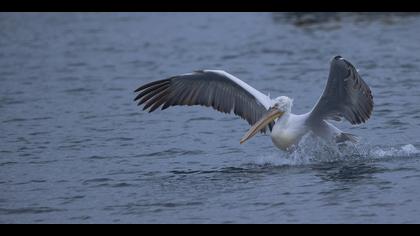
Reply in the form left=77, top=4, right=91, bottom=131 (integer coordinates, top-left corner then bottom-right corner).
left=1, top=13, right=420, bottom=223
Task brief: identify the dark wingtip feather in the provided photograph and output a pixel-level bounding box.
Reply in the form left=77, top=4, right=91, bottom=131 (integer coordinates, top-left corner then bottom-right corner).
left=134, top=82, right=170, bottom=102
left=145, top=91, right=171, bottom=113
left=135, top=84, right=170, bottom=108
left=134, top=92, right=144, bottom=102
left=134, top=79, right=171, bottom=93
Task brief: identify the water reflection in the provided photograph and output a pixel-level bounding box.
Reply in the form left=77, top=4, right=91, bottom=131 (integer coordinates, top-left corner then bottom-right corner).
left=312, top=161, right=386, bottom=183
left=272, top=12, right=420, bottom=27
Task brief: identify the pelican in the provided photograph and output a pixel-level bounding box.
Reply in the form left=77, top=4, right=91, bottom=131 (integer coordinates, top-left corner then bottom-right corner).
left=134, top=56, right=373, bottom=151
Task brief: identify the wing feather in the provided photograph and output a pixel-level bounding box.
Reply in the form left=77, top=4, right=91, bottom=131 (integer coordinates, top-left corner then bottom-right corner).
left=134, top=70, right=274, bottom=133
left=308, top=56, right=373, bottom=125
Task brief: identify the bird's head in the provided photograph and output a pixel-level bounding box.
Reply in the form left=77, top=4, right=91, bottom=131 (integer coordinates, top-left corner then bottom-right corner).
left=239, top=96, right=293, bottom=144
left=273, top=96, right=293, bottom=114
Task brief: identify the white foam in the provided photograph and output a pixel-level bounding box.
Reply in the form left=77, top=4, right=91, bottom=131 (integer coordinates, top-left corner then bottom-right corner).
left=370, top=144, right=420, bottom=158
left=253, top=133, right=347, bottom=166
left=401, top=144, right=420, bottom=154
left=253, top=133, right=420, bottom=167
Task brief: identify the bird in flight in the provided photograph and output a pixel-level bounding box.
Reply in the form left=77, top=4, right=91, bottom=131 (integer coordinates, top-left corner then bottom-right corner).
left=134, top=56, right=373, bottom=151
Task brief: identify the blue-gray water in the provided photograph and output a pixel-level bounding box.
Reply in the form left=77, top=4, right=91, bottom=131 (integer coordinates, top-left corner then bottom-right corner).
left=1, top=13, right=420, bottom=223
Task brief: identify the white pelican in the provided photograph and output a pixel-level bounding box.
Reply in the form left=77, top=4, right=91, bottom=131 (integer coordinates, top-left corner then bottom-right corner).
left=134, top=56, right=373, bottom=151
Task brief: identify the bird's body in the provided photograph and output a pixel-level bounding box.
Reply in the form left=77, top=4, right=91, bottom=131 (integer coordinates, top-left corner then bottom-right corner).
left=134, top=56, right=373, bottom=151
left=271, top=113, right=310, bottom=151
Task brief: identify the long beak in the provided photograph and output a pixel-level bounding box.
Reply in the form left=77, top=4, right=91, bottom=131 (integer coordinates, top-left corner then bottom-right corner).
left=240, top=108, right=284, bottom=144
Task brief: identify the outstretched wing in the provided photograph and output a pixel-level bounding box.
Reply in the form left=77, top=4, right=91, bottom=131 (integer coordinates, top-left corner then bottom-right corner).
left=134, top=70, right=274, bottom=132
left=308, top=56, right=373, bottom=125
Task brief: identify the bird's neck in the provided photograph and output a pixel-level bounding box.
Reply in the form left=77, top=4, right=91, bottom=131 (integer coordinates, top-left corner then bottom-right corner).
left=277, top=111, right=291, bottom=123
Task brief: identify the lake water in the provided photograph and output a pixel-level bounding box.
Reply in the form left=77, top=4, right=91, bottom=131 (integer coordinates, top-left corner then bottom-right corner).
left=1, top=12, right=420, bottom=223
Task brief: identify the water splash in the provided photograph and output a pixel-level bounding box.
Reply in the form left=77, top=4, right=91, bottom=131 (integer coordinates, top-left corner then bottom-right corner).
left=254, top=134, right=420, bottom=167
left=369, top=144, right=420, bottom=158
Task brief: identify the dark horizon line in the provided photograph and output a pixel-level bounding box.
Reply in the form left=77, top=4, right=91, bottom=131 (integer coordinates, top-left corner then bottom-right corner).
left=1, top=0, right=419, bottom=12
